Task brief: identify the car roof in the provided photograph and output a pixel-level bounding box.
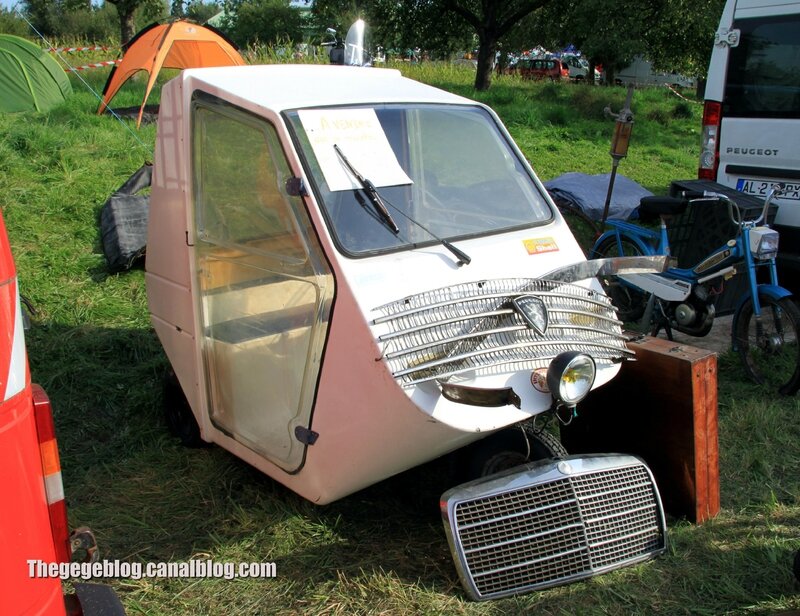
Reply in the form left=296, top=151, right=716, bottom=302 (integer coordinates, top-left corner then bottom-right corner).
left=180, top=64, right=475, bottom=113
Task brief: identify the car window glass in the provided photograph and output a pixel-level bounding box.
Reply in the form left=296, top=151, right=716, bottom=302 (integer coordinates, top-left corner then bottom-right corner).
left=286, top=104, right=551, bottom=256
left=725, top=14, right=800, bottom=119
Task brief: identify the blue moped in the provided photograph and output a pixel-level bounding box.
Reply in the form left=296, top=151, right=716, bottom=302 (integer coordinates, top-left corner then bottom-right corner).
left=592, top=186, right=799, bottom=394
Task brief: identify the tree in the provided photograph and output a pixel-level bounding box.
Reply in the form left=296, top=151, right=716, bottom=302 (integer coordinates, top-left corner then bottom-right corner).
left=186, top=0, right=222, bottom=24
left=522, top=0, right=724, bottom=85
left=22, top=0, right=56, bottom=36
left=442, top=0, right=554, bottom=90
left=645, top=0, right=725, bottom=78
left=105, top=0, right=165, bottom=44
left=221, top=0, right=304, bottom=47
left=0, top=7, right=30, bottom=36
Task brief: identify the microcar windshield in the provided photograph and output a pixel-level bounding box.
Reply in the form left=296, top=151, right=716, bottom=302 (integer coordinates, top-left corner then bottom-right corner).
left=285, top=104, right=553, bottom=256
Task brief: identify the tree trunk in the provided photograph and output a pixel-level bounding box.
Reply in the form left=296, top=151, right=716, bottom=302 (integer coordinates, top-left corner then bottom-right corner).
left=604, top=66, right=616, bottom=86
left=120, top=8, right=137, bottom=45
left=474, top=36, right=497, bottom=91
left=587, top=60, right=597, bottom=85
left=696, top=77, right=706, bottom=99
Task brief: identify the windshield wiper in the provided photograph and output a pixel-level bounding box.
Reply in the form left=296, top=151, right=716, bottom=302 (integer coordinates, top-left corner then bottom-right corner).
left=333, top=144, right=471, bottom=267
left=333, top=144, right=400, bottom=234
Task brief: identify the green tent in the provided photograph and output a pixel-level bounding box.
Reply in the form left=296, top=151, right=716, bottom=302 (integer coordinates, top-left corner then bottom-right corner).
left=0, top=34, right=72, bottom=113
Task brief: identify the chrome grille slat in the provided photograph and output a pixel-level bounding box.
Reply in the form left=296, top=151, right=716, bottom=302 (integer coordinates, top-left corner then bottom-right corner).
left=546, top=308, right=622, bottom=326
left=442, top=456, right=667, bottom=600
left=393, top=340, right=630, bottom=380
left=371, top=278, right=631, bottom=387
left=464, top=522, right=584, bottom=555
left=384, top=325, right=527, bottom=359
left=471, top=545, right=588, bottom=578
left=378, top=308, right=515, bottom=341
left=372, top=287, right=614, bottom=324
left=457, top=498, right=574, bottom=531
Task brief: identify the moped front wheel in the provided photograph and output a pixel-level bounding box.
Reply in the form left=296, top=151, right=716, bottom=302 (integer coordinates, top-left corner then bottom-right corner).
left=593, top=235, right=649, bottom=323
left=734, top=295, right=800, bottom=395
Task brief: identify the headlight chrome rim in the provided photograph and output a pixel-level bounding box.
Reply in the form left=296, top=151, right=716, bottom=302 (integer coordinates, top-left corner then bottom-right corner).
left=546, top=352, right=596, bottom=406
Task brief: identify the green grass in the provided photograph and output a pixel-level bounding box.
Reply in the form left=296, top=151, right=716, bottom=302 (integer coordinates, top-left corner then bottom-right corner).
left=1, top=61, right=798, bottom=615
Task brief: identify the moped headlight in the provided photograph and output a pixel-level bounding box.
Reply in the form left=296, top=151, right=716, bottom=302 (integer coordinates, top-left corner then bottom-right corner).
left=546, top=352, right=596, bottom=407
left=749, top=228, right=779, bottom=260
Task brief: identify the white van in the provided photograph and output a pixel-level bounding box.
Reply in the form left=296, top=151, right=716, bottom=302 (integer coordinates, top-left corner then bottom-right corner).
left=699, top=0, right=800, bottom=287
left=560, top=54, right=601, bottom=81
left=615, top=56, right=695, bottom=88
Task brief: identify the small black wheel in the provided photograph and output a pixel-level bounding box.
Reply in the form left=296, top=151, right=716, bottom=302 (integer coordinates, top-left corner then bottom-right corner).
left=462, top=424, right=567, bottom=479
left=734, top=295, right=800, bottom=395
left=163, top=369, right=205, bottom=447
left=593, top=234, right=649, bottom=323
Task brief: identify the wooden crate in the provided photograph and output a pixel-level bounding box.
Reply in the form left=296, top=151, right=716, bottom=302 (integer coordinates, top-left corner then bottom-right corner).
left=561, top=335, right=720, bottom=523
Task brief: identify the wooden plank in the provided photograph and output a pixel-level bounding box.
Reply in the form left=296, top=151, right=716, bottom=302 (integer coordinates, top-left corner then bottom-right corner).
left=561, top=334, right=720, bottom=523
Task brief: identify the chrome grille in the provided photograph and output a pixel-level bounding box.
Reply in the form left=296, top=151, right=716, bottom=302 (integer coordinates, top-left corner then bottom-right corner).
left=371, top=279, right=631, bottom=387
left=441, top=455, right=666, bottom=601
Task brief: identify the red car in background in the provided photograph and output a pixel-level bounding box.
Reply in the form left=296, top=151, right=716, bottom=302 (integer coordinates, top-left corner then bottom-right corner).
left=518, top=58, right=570, bottom=81
left=0, top=210, right=124, bottom=615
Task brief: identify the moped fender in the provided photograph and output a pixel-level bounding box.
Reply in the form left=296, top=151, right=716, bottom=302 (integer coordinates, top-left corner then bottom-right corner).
left=731, top=284, right=794, bottom=347
left=592, top=230, right=651, bottom=258
left=734, top=284, right=793, bottom=309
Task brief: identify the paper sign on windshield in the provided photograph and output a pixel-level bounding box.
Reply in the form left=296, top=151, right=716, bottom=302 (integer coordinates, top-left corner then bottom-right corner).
left=298, top=109, right=412, bottom=192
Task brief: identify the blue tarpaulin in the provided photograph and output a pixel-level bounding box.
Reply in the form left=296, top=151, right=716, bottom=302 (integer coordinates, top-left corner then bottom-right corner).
left=544, top=172, right=652, bottom=221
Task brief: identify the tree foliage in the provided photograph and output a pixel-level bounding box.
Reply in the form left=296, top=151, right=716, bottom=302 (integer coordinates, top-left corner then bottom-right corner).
left=220, top=0, right=305, bottom=47
left=515, top=0, right=725, bottom=83
left=6, top=0, right=726, bottom=90
left=308, top=0, right=468, bottom=57
left=185, top=0, right=221, bottom=24
left=645, top=0, right=725, bottom=76
left=0, top=7, right=30, bottom=37
left=14, top=0, right=156, bottom=42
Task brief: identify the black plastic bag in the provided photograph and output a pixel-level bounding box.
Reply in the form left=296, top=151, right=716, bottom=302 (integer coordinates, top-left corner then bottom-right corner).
left=100, top=163, right=152, bottom=272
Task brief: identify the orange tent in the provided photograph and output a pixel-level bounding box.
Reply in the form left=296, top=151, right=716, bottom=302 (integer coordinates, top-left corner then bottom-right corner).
left=98, top=20, right=245, bottom=127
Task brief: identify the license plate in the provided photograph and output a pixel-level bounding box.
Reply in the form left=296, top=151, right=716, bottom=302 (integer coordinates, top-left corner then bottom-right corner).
left=736, top=178, right=800, bottom=201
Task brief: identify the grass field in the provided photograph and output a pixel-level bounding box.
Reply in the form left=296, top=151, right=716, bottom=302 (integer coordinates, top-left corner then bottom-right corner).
left=1, top=60, right=798, bottom=615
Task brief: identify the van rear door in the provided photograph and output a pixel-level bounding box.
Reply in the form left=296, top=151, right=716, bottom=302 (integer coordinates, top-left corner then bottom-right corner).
left=714, top=7, right=800, bottom=227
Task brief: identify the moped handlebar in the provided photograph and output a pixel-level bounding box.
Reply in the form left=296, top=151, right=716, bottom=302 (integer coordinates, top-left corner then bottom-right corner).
left=677, top=184, right=785, bottom=228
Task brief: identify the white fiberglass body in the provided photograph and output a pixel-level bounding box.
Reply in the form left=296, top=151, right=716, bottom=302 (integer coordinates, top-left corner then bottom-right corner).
left=146, top=65, right=628, bottom=504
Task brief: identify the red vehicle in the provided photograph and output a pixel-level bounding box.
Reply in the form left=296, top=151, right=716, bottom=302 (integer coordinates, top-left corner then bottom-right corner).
left=0, top=210, right=123, bottom=615
left=518, top=58, right=570, bottom=81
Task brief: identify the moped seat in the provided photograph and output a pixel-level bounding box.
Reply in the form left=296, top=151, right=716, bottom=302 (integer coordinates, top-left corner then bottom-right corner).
left=638, top=196, right=687, bottom=218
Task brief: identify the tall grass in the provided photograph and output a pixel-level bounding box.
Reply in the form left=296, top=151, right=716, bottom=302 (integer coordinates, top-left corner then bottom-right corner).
left=1, top=60, right=797, bottom=615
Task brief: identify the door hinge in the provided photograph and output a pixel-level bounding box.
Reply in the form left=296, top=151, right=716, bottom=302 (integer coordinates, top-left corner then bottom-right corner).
left=715, top=28, right=740, bottom=48
left=295, top=426, right=319, bottom=445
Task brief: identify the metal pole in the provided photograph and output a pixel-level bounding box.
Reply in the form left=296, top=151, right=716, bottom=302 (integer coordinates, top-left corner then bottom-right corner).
left=600, top=85, right=635, bottom=231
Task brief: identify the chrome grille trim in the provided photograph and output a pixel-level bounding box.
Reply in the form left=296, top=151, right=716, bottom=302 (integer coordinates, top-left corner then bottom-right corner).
left=371, top=278, right=631, bottom=387
left=441, top=455, right=667, bottom=601
left=392, top=340, right=629, bottom=378
left=378, top=308, right=516, bottom=341
left=372, top=289, right=614, bottom=324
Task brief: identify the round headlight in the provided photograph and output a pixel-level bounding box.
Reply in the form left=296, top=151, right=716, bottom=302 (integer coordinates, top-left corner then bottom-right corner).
left=546, top=352, right=596, bottom=407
